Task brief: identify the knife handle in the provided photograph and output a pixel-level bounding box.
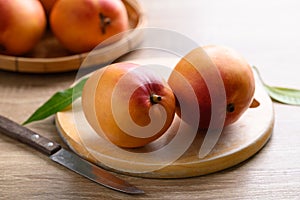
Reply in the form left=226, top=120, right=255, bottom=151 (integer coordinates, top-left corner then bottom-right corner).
left=0, top=115, right=61, bottom=156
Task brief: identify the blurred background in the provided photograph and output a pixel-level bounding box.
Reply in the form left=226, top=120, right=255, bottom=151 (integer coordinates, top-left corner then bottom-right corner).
left=140, top=0, right=300, bottom=88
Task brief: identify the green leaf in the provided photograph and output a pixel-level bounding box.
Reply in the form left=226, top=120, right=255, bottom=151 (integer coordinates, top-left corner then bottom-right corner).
left=23, top=77, right=88, bottom=125
left=253, top=66, right=300, bottom=106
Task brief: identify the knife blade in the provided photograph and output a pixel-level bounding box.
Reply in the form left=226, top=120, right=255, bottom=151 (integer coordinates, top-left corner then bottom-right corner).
left=0, top=115, right=144, bottom=194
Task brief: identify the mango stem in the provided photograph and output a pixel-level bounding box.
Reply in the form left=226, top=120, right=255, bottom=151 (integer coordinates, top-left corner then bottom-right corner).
left=99, top=13, right=111, bottom=34
left=150, top=94, right=162, bottom=104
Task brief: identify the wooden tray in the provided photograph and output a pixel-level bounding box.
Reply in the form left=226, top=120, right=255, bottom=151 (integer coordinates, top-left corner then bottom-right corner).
left=55, top=53, right=274, bottom=179
left=0, top=0, right=145, bottom=73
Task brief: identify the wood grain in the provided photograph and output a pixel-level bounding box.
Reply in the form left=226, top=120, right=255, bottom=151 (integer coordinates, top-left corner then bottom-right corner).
left=0, top=115, right=61, bottom=156
left=1, top=0, right=300, bottom=199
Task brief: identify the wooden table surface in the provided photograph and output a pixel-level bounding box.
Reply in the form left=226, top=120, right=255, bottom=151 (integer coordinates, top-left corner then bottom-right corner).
left=1, top=0, right=300, bottom=199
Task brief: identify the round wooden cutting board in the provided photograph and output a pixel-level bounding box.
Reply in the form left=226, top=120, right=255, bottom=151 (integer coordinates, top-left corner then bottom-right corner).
left=55, top=54, right=274, bottom=178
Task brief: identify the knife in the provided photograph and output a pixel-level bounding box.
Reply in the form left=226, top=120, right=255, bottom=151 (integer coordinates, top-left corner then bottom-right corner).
left=0, top=115, right=144, bottom=194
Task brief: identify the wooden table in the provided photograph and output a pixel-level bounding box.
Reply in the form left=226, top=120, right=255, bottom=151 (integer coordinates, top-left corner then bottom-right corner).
left=1, top=0, right=300, bottom=199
